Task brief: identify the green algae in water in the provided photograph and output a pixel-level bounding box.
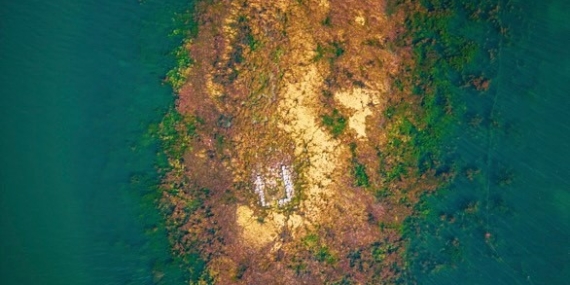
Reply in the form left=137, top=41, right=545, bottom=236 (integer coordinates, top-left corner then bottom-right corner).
left=403, top=0, right=570, bottom=284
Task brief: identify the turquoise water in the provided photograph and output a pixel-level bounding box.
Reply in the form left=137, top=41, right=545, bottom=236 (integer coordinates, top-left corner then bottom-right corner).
left=0, top=0, right=191, bottom=284
left=407, top=0, right=570, bottom=284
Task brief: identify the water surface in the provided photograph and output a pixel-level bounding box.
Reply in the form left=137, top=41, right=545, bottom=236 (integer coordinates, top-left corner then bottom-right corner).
left=0, top=0, right=189, bottom=284
left=407, top=0, right=570, bottom=284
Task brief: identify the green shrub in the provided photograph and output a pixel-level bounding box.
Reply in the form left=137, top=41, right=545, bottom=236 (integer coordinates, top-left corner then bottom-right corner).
left=352, top=162, right=370, bottom=187
left=322, top=109, right=347, bottom=137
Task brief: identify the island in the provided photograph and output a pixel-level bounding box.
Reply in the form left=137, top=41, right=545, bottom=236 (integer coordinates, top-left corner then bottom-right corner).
left=154, top=0, right=506, bottom=283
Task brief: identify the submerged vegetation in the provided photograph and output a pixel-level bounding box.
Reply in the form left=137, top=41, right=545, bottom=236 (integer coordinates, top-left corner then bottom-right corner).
left=166, top=44, right=194, bottom=91
left=391, top=0, right=518, bottom=279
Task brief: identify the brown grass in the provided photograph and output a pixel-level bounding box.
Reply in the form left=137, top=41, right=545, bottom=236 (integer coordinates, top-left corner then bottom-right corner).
left=160, top=0, right=427, bottom=284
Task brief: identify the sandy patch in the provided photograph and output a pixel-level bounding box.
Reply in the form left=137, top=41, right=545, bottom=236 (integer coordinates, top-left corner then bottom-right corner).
left=335, top=88, right=382, bottom=139
left=236, top=203, right=306, bottom=248
left=278, top=66, right=340, bottom=195
left=318, top=0, right=330, bottom=10
left=236, top=205, right=280, bottom=247
left=355, top=13, right=366, bottom=26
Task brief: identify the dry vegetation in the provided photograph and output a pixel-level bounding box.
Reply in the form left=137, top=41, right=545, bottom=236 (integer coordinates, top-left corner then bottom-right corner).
left=159, top=0, right=440, bottom=284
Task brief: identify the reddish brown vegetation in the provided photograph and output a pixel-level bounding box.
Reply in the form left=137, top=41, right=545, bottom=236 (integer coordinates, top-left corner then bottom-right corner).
left=159, top=0, right=442, bottom=284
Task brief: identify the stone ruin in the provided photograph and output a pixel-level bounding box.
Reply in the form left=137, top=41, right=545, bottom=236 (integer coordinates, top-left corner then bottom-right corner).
left=253, top=164, right=295, bottom=207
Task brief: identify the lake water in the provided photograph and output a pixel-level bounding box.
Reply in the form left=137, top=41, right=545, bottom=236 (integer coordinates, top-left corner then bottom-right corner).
left=0, top=0, right=191, bottom=284
left=406, top=0, right=570, bottom=284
